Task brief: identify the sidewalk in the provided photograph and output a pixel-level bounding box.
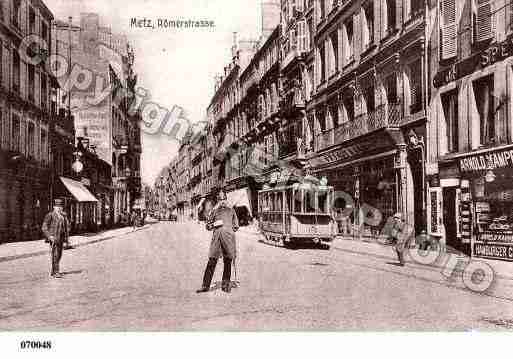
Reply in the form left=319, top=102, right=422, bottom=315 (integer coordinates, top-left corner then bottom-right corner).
left=0, top=225, right=150, bottom=263
left=237, top=225, right=513, bottom=281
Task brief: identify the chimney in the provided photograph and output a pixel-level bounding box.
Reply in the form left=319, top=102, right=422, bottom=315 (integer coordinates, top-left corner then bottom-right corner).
left=231, top=32, right=238, bottom=59
left=261, top=0, right=280, bottom=39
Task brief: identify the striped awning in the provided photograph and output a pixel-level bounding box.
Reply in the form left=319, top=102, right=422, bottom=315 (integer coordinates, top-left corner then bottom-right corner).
left=60, top=177, right=98, bottom=203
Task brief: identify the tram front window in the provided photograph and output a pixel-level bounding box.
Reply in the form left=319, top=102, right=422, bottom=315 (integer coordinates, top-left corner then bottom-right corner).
left=305, top=190, right=315, bottom=213
left=294, top=189, right=303, bottom=213
left=318, top=191, right=328, bottom=213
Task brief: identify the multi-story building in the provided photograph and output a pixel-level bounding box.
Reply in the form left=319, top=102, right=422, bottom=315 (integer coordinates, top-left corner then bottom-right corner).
left=53, top=13, right=142, bottom=225
left=428, top=0, right=513, bottom=258
left=278, top=0, right=315, bottom=164
left=0, top=0, right=56, bottom=242
left=306, top=0, right=428, bottom=237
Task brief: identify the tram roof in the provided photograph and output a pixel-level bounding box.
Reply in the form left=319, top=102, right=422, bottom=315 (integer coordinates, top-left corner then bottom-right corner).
left=258, top=185, right=334, bottom=193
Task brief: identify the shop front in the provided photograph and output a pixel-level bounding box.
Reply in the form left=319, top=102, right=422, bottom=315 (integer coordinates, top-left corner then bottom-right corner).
left=309, top=128, right=420, bottom=239
left=58, top=177, right=99, bottom=234
left=440, top=145, right=513, bottom=261
left=315, top=152, right=400, bottom=238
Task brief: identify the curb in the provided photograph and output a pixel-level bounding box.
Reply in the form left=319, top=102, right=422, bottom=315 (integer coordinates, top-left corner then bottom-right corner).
left=0, top=226, right=149, bottom=264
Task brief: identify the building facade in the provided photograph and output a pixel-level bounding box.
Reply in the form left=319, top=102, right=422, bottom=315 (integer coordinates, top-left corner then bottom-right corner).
left=0, top=0, right=55, bottom=242
left=53, top=13, right=142, bottom=225
left=428, top=0, right=513, bottom=259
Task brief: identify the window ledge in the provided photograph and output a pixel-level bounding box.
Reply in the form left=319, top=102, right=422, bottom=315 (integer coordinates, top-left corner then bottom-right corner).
left=343, top=58, right=355, bottom=71
left=360, top=43, right=376, bottom=58
left=381, top=28, right=398, bottom=43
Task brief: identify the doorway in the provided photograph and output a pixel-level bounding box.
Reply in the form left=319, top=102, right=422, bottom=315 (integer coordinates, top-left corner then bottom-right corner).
left=443, top=187, right=460, bottom=253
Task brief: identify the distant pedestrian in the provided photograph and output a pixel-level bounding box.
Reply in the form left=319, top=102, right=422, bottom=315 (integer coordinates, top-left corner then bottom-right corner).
left=42, top=198, right=70, bottom=278
left=387, top=212, right=409, bottom=266
left=197, top=190, right=239, bottom=293
left=131, top=211, right=139, bottom=231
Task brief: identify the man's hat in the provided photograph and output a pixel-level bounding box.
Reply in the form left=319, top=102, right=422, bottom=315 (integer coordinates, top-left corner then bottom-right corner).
left=393, top=212, right=402, bottom=220
left=54, top=198, right=64, bottom=207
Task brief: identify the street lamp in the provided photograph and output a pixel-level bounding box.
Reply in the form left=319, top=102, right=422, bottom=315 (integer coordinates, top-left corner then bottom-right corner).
left=407, top=129, right=426, bottom=232
left=72, top=150, right=83, bottom=174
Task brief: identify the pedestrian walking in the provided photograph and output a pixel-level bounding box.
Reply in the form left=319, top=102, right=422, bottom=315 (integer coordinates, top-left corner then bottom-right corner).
left=131, top=211, right=139, bottom=231
left=196, top=190, right=239, bottom=293
left=41, top=198, right=70, bottom=278
left=387, top=212, right=409, bottom=266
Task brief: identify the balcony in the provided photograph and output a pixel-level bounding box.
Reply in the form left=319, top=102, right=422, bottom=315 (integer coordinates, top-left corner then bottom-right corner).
left=282, top=45, right=299, bottom=70
left=316, top=102, right=403, bottom=151
left=279, top=86, right=305, bottom=113
left=279, top=140, right=297, bottom=159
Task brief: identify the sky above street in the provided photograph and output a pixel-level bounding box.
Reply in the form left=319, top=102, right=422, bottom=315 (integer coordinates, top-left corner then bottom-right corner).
left=44, top=0, right=263, bottom=185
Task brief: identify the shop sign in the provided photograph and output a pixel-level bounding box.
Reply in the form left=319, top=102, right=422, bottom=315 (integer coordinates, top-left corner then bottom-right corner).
left=433, top=35, right=513, bottom=88
left=474, top=243, right=513, bottom=261
left=475, top=232, right=513, bottom=261
left=459, top=148, right=513, bottom=172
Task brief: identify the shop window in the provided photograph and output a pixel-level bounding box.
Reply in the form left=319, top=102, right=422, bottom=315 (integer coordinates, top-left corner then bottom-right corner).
left=27, top=122, right=35, bottom=158
left=441, top=89, right=459, bottom=153
left=28, top=64, right=35, bottom=103
left=11, top=113, right=20, bottom=152
left=12, top=51, right=20, bottom=93
left=473, top=75, right=495, bottom=145
left=472, top=174, right=513, bottom=242
left=12, top=0, right=20, bottom=28
left=41, top=22, right=49, bottom=45
left=29, top=7, right=36, bottom=34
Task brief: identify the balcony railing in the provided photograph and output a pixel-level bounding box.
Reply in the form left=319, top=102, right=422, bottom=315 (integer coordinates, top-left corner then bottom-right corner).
left=279, top=140, right=297, bottom=158
left=316, top=102, right=403, bottom=151
left=280, top=86, right=305, bottom=111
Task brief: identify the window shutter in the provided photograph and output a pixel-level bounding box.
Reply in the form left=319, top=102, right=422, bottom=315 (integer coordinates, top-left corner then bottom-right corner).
left=476, top=0, right=492, bottom=42
left=441, top=0, right=457, bottom=59
left=298, top=20, right=305, bottom=52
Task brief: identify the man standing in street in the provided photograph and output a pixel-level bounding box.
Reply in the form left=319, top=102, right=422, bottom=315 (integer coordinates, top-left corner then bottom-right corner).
left=386, top=212, right=411, bottom=266
left=197, top=190, right=239, bottom=293
left=42, top=198, right=70, bottom=278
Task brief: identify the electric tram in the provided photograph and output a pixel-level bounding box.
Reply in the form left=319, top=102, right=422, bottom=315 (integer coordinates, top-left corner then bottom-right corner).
left=257, top=181, right=337, bottom=248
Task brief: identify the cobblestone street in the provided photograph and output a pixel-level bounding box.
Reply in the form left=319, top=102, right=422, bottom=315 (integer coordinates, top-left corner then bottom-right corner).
left=2, top=222, right=513, bottom=330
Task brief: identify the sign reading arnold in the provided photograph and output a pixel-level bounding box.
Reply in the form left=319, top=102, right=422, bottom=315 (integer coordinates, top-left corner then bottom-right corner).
left=459, top=147, right=513, bottom=172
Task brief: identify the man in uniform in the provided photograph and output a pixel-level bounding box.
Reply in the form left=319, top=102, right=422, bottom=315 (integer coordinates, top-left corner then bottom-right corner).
left=197, top=190, right=239, bottom=293
left=42, top=198, right=70, bottom=278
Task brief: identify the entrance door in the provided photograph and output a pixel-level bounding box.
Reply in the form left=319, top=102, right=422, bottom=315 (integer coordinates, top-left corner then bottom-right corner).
left=443, top=188, right=459, bottom=252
